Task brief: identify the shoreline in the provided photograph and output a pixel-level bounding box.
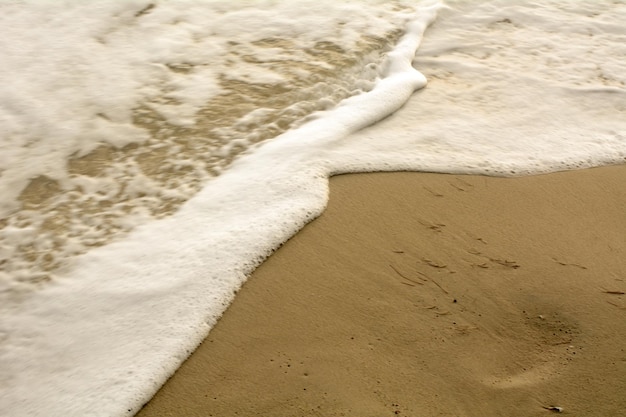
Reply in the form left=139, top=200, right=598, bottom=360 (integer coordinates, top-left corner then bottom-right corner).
left=137, top=165, right=626, bottom=417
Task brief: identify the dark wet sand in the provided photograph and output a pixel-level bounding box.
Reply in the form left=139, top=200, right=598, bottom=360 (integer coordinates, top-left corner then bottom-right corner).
left=138, top=165, right=626, bottom=417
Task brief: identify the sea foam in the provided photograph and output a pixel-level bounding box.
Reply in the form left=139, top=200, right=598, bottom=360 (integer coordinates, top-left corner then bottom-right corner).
left=0, top=0, right=413, bottom=290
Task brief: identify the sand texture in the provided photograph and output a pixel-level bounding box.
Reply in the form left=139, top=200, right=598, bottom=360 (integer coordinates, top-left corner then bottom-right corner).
left=138, top=165, right=626, bottom=417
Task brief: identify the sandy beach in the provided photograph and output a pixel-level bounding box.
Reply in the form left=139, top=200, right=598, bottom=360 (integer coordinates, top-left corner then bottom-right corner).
left=137, top=165, right=626, bottom=417
left=2, top=2, right=625, bottom=415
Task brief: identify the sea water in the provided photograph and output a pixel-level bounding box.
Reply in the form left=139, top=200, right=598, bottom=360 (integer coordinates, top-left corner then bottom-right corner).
left=0, top=1, right=625, bottom=416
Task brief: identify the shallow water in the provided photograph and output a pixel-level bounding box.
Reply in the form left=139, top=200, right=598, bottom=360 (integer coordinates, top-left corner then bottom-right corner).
left=0, top=0, right=410, bottom=290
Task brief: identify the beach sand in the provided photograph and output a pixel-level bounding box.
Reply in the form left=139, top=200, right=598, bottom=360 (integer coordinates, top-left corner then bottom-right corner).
left=137, top=165, right=626, bottom=417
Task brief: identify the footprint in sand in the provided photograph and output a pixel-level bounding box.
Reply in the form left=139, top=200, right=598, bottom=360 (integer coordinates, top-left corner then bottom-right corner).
left=480, top=306, right=580, bottom=390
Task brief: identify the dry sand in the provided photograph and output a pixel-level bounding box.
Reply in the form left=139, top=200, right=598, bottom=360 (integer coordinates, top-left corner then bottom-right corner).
left=137, top=165, right=626, bottom=417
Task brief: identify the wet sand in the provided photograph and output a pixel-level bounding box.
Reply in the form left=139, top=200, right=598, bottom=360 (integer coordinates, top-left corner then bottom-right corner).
left=137, top=165, right=626, bottom=417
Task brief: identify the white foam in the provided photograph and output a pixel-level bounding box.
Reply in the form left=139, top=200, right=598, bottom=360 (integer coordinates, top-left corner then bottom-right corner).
left=0, top=0, right=408, bottom=217
left=337, top=0, right=626, bottom=176
left=2, top=0, right=625, bottom=416
left=0, top=0, right=418, bottom=284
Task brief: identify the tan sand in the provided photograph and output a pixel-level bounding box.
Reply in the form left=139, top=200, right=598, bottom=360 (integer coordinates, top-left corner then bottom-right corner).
left=137, top=165, right=626, bottom=417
